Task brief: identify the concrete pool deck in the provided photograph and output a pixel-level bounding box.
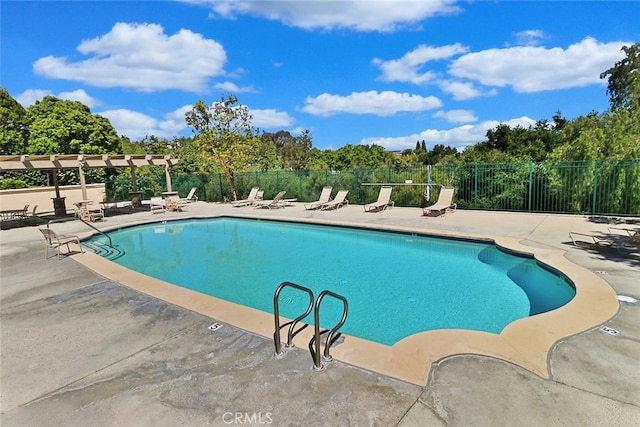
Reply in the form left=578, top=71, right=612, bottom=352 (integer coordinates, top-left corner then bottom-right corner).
left=1, top=202, right=639, bottom=425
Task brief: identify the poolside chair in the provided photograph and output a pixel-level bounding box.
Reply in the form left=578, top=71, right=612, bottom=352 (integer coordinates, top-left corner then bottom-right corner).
left=305, top=187, right=333, bottom=210
left=232, top=187, right=260, bottom=207
left=423, top=187, right=457, bottom=217
left=178, top=187, right=198, bottom=204
left=254, top=191, right=286, bottom=209
left=39, top=228, right=85, bottom=259
left=150, top=197, right=166, bottom=214
left=569, top=228, right=639, bottom=251
left=75, top=201, right=104, bottom=222
left=321, top=190, right=349, bottom=210
left=363, top=186, right=394, bottom=212
left=24, top=205, right=39, bottom=225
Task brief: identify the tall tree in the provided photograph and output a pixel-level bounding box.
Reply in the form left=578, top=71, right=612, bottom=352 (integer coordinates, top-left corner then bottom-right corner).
left=600, top=43, right=640, bottom=112
left=0, top=88, right=30, bottom=155
left=185, top=94, right=259, bottom=200
left=26, top=96, right=120, bottom=155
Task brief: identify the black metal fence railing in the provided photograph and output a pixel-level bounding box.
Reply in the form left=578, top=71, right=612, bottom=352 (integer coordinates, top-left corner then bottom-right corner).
left=104, top=159, right=640, bottom=216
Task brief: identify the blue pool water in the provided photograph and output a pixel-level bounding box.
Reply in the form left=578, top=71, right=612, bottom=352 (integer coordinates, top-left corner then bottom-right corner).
left=87, top=218, right=575, bottom=345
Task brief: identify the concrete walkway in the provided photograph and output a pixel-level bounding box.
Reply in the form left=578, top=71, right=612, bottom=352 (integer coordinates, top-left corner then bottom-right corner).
left=1, top=202, right=639, bottom=426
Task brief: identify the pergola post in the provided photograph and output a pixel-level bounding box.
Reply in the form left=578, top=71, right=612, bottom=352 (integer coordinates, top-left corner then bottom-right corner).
left=165, top=164, right=173, bottom=192
left=78, top=156, right=88, bottom=200
left=129, top=166, right=142, bottom=208
left=51, top=169, right=67, bottom=216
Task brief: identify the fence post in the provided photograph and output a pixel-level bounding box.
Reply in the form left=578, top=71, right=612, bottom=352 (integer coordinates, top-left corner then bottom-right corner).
left=218, top=173, right=224, bottom=200
left=354, top=168, right=359, bottom=203
left=528, top=161, right=533, bottom=213
left=592, top=159, right=599, bottom=215
left=474, top=163, right=478, bottom=209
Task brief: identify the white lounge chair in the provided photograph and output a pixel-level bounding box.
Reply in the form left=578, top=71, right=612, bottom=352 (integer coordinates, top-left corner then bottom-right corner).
left=254, top=191, right=286, bottom=209
left=570, top=228, right=639, bottom=250
left=423, top=187, right=456, bottom=217
left=232, top=187, right=260, bottom=207
left=321, top=190, right=349, bottom=210
left=74, top=201, right=104, bottom=222
left=305, top=187, right=333, bottom=210
left=178, top=187, right=198, bottom=204
left=150, top=197, right=166, bottom=214
left=39, top=228, right=85, bottom=259
left=363, top=186, right=394, bottom=212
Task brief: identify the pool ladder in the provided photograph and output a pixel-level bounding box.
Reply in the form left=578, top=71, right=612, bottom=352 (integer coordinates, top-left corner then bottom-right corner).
left=273, top=281, right=348, bottom=372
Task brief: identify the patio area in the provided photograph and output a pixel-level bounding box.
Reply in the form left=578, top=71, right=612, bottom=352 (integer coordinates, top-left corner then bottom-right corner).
left=1, top=202, right=639, bottom=426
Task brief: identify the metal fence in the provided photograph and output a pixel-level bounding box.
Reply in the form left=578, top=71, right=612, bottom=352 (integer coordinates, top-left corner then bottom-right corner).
left=105, top=159, right=640, bottom=216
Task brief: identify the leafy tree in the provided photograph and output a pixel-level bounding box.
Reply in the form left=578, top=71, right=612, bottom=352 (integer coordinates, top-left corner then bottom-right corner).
left=600, top=43, right=640, bottom=112
left=27, top=96, right=120, bottom=155
left=185, top=94, right=259, bottom=200
left=0, top=88, right=30, bottom=155
left=261, top=129, right=312, bottom=170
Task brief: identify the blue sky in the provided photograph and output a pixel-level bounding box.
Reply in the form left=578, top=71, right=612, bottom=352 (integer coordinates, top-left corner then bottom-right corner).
left=2, top=1, right=638, bottom=151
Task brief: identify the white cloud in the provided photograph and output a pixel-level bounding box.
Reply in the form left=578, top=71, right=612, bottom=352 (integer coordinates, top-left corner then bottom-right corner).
left=437, top=80, right=496, bottom=100
left=33, top=22, right=227, bottom=92
left=512, top=29, right=547, bottom=47
left=16, top=88, right=101, bottom=108
left=214, top=81, right=255, bottom=93
left=100, top=105, right=191, bottom=139
left=302, top=91, right=442, bottom=116
left=249, top=108, right=295, bottom=128
left=57, top=89, right=101, bottom=108
left=15, top=89, right=53, bottom=107
left=360, top=116, right=536, bottom=151
left=449, top=37, right=632, bottom=93
left=373, top=43, right=468, bottom=84
left=186, top=0, right=459, bottom=31
left=433, top=109, right=477, bottom=123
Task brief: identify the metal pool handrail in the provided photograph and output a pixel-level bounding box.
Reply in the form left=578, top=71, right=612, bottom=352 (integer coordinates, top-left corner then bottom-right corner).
left=311, top=289, right=348, bottom=371
left=273, top=281, right=315, bottom=357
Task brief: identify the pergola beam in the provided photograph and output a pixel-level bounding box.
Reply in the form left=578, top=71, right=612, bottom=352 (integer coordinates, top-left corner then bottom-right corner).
left=0, top=154, right=179, bottom=171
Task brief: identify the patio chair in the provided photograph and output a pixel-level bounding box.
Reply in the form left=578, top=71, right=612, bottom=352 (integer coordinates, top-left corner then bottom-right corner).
left=569, top=228, right=639, bottom=250
left=305, top=187, right=333, bottom=210
left=24, top=205, right=39, bottom=225
left=423, top=187, right=456, bottom=217
left=39, top=228, right=85, bottom=259
left=150, top=197, right=166, bottom=214
left=321, top=190, right=349, bottom=210
left=232, top=187, right=260, bottom=207
left=363, top=186, right=394, bottom=212
left=75, top=201, right=104, bottom=222
left=178, top=187, right=198, bottom=204
left=254, top=191, right=286, bottom=209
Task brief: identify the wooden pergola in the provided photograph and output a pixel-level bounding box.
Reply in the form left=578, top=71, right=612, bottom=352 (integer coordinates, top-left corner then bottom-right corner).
left=0, top=154, right=180, bottom=215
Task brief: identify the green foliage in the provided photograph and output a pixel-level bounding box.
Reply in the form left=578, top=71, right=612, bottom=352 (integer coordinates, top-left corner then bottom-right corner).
left=185, top=94, right=260, bottom=199
left=0, top=176, right=27, bottom=189
left=26, top=96, right=120, bottom=155
left=0, top=88, right=30, bottom=155
left=600, top=43, right=640, bottom=113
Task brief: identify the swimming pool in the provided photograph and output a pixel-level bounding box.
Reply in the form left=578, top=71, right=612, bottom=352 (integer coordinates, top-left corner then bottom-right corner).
left=86, top=217, right=575, bottom=346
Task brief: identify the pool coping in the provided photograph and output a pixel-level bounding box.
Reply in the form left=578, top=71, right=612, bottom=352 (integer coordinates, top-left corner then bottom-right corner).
left=73, top=212, right=619, bottom=386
